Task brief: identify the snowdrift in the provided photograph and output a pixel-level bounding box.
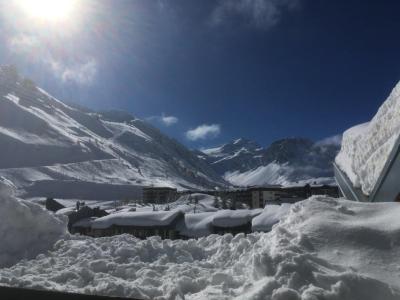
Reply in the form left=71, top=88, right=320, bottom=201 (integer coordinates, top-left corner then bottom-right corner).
left=336, top=81, right=400, bottom=196
left=1, top=196, right=399, bottom=299
left=0, top=182, right=67, bottom=268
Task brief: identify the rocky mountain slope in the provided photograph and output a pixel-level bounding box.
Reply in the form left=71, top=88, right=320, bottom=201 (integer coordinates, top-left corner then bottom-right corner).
left=0, top=66, right=226, bottom=199
left=200, top=137, right=341, bottom=186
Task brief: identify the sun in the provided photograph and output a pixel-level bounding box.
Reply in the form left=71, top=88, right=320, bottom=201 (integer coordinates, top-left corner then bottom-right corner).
left=16, top=0, right=76, bottom=22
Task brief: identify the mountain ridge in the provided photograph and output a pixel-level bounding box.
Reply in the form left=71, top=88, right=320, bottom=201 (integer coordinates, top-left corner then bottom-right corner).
left=200, top=136, right=341, bottom=187
left=0, top=66, right=226, bottom=199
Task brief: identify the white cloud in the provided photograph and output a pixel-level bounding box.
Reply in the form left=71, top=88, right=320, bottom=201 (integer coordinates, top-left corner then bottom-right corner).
left=147, top=113, right=179, bottom=126
left=211, top=0, right=299, bottom=30
left=50, top=58, right=97, bottom=86
left=316, top=134, right=342, bottom=147
left=186, top=124, right=221, bottom=141
left=161, top=114, right=178, bottom=126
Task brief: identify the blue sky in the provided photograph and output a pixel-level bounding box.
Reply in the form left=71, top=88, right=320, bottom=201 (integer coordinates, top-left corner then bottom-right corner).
left=1, top=0, right=400, bottom=149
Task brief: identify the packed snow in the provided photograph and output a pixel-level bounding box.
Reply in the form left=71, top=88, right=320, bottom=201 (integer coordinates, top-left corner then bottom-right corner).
left=92, top=210, right=183, bottom=229
left=212, top=209, right=262, bottom=228
left=336, top=81, right=400, bottom=195
left=252, top=204, right=291, bottom=232
left=0, top=182, right=67, bottom=268
left=1, top=196, right=400, bottom=299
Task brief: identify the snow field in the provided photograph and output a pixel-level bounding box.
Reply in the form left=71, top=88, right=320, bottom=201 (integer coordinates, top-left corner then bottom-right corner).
left=1, top=196, right=400, bottom=299
left=0, top=182, right=67, bottom=268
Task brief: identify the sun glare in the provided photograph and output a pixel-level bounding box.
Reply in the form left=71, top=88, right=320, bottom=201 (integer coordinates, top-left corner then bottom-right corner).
left=16, top=0, right=76, bottom=22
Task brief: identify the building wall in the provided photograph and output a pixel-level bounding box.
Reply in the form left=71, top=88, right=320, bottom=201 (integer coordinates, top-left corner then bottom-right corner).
left=143, top=188, right=177, bottom=204
left=251, top=191, right=261, bottom=208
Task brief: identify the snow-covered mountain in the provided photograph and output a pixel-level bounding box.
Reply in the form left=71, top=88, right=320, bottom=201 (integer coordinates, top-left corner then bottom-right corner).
left=0, top=66, right=226, bottom=199
left=201, top=136, right=341, bottom=186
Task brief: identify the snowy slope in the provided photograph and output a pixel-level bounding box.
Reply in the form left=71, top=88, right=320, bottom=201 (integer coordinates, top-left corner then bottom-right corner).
left=0, top=66, right=226, bottom=199
left=336, top=80, right=400, bottom=195
left=1, top=196, right=400, bottom=299
left=202, top=137, right=340, bottom=187
left=0, top=181, right=67, bottom=268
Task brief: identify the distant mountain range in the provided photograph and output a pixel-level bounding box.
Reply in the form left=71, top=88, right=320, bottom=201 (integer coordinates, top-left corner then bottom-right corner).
left=198, top=137, right=341, bottom=187
left=0, top=66, right=340, bottom=200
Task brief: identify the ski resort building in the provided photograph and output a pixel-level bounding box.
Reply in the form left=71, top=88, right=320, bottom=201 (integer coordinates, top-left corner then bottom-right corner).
left=143, top=187, right=178, bottom=204
left=226, top=184, right=339, bottom=208
left=74, top=210, right=185, bottom=239
left=69, top=208, right=278, bottom=239
left=45, top=197, right=65, bottom=212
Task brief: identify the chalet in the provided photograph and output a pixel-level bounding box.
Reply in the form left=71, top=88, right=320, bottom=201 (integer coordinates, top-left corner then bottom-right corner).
left=86, top=210, right=184, bottom=239
left=143, top=187, right=178, bottom=204
left=45, top=197, right=65, bottom=212
left=178, top=209, right=262, bottom=238
left=68, top=206, right=108, bottom=232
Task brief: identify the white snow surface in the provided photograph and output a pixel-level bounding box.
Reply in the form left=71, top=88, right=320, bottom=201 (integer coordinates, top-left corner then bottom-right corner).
left=335, top=81, right=400, bottom=195
left=1, top=196, right=400, bottom=299
left=0, top=183, right=67, bottom=268
left=0, top=72, right=225, bottom=199
left=252, top=204, right=291, bottom=232
left=212, top=209, right=262, bottom=228
left=92, top=210, right=183, bottom=229
left=225, top=163, right=335, bottom=187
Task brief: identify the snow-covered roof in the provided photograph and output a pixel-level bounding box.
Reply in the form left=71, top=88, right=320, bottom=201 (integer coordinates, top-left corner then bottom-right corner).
left=212, top=209, right=262, bottom=228
left=177, top=212, right=215, bottom=237
left=177, top=209, right=264, bottom=237
left=72, top=217, right=96, bottom=228
left=91, top=209, right=183, bottom=229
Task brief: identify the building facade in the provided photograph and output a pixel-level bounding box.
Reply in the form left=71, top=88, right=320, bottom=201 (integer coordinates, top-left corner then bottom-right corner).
left=143, top=187, right=178, bottom=204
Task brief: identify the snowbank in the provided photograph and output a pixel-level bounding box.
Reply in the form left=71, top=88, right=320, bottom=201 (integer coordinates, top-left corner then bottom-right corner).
left=252, top=203, right=291, bottom=232
left=177, top=212, right=216, bottom=237
left=336, top=81, right=400, bottom=195
left=212, top=209, right=262, bottom=228
left=0, top=183, right=67, bottom=268
left=1, top=196, right=400, bottom=299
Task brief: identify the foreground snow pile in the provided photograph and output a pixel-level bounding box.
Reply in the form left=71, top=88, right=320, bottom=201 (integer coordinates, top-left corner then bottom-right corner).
left=336, top=81, right=400, bottom=195
left=252, top=204, right=291, bottom=232
left=0, top=183, right=67, bottom=267
left=1, top=196, right=400, bottom=299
